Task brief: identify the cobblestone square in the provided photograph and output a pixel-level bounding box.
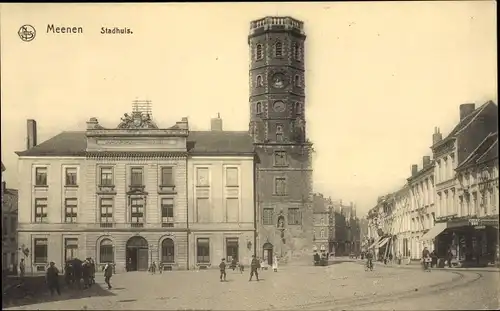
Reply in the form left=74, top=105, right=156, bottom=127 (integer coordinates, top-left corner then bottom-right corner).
left=5, top=261, right=466, bottom=310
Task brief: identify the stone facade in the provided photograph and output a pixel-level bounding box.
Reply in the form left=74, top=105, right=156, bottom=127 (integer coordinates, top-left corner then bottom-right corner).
left=16, top=111, right=256, bottom=273
left=187, top=156, right=255, bottom=270
left=248, top=17, right=314, bottom=261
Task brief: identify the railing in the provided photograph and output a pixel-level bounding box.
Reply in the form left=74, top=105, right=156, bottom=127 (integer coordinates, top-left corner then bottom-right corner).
left=250, top=17, right=304, bottom=34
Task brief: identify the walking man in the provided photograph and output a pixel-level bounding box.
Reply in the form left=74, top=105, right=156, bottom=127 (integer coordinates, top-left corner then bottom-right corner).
left=219, top=258, right=227, bottom=282
left=46, top=262, right=61, bottom=296
left=422, top=247, right=431, bottom=272
left=19, top=258, right=25, bottom=282
left=249, top=255, right=260, bottom=281
left=104, top=262, right=113, bottom=289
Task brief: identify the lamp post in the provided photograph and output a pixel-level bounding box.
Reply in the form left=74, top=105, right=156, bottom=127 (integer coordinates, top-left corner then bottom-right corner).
left=149, top=244, right=154, bottom=270
left=112, top=244, right=116, bottom=274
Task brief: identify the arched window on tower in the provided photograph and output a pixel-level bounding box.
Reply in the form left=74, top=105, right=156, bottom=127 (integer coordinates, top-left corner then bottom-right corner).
left=276, top=124, right=284, bottom=142
left=256, top=102, right=262, bottom=114
left=256, top=44, right=263, bottom=60
left=256, top=75, right=263, bottom=87
left=295, top=102, right=301, bottom=115
left=294, top=75, right=301, bottom=87
left=292, top=43, right=298, bottom=60
left=274, top=41, right=283, bottom=58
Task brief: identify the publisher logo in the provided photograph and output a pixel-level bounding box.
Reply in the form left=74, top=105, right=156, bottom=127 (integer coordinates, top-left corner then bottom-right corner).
left=18, top=25, right=36, bottom=42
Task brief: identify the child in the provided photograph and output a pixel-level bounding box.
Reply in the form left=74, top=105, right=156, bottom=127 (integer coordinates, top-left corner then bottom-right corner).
left=219, top=258, right=226, bottom=282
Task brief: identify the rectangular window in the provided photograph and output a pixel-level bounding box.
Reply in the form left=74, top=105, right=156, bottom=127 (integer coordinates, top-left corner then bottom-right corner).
left=226, top=198, right=239, bottom=223
left=10, top=217, right=16, bottom=234
left=64, top=198, right=78, bottom=223
left=2, top=217, right=8, bottom=235
left=100, top=198, right=113, bottom=224
left=196, top=238, right=210, bottom=263
left=161, top=167, right=174, bottom=186
left=196, top=198, right=210, bottom=222
left=130, top=167, right=143, bottom=186
left=34, top=198, right=48, bottom=223
left=225, top=167, right=239, bottom=187
left=288, top=208, right=301, bottom=225
left=274, top=151, right=287, bottom=166
left=130, top=197, right=144, bottom=224
left=100, top=167, right=113, bottom=186
left=64, top=238, right=78, bottom=261
left=274, top=177, right=287, bottom=195
left=35, top=167, right=48, bottom=186
left=161, top=198, right=174, bottom=225
left=65, top=168, right=77, bottom=186
left=262, top=208, right=274, bottom=225
left=196, top=168, right=209, bottom=187
left=226, top=238, right=239, bottom=262
left=34, top=238, right=48, bottom=264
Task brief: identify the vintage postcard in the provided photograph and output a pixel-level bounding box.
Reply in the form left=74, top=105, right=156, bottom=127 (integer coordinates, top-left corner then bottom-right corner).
left=0, top=2, right=498, bottom=310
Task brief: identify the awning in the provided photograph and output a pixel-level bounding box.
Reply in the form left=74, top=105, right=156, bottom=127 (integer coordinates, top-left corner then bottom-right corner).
left=377, top=237, right=390, bottom=248
left=421, top=222, right=447, bottom=241
left=367, top=237, right=382, bottom=249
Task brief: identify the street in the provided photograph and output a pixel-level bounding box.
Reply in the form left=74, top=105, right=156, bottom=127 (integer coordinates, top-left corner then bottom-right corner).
left=4, top=260, right=498, bottom=310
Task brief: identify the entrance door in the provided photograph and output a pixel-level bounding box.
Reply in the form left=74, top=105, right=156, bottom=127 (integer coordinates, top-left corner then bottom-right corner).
left=263, top=242, right=273, bottom=265
left=138, top=248, right=149, bottom=271
left=126, top=236, right=149, bottom=272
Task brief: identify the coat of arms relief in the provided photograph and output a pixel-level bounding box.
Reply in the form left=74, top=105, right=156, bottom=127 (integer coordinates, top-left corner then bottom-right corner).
left=117, top=111, right=158, bottom=129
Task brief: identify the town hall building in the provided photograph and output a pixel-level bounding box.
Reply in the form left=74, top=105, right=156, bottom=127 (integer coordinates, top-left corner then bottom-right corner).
left=15, top=16, right=314, bottom=273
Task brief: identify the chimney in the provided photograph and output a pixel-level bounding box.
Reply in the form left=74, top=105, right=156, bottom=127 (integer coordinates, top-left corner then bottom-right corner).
left=27, top=119, right=37, bottom=150
left=459, top=103, right=475, bottom=120
left=411, top=164, right=418, bottom=176
left=432, top=127, right=442, bottom=145
left=422, top=156, right=431, bottom=167
left=211, top=113, right=223, bottom=131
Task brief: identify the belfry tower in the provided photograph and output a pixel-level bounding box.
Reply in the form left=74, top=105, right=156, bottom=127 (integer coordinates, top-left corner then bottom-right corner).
left=248, top=16, right=313, bottom=263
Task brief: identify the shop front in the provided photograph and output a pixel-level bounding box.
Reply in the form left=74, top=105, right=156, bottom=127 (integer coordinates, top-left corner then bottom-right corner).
left=435, top=216, right=498, bottom=266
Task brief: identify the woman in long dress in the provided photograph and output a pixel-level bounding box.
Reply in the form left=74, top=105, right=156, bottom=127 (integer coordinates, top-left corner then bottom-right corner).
left=272, top=255, right=279, bottom=272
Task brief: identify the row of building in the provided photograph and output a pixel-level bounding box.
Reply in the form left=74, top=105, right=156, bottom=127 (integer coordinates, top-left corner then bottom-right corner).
left=2, top=163, right=19, bottom=273
left=3, top=16, right=316, bottom=274
left=312, top=193, right=366, bottom=256
left=367, top=101, right=499, bottom=266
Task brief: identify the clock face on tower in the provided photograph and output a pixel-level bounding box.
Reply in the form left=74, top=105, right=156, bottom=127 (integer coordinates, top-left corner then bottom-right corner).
left=273, top=101, right=286, bottom=112
left=272, top=73, right=286, bottom=89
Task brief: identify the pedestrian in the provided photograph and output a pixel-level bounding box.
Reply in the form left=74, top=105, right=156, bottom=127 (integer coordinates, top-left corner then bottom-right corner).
left=422, top=247, right=431, bottom=272
left=446, top=249, right=453, bottom=268
left=249, top=255, right=260, bottom=281
left=104, top=262, right=113, bottom=289
left=89, top=258, right=96, bottom=284
left=430, top=250, right=438, bottom=268
left=407, top=250, right=411, bottom=265
left=82, top=259, right=91, bottom=289
left=19, top=258, right=25, bottom=281
left=46, top=262, right=61, bottom=296
left=219, top=258, right=227, bottom=282
left=150, top=261, right=157, bottom=274
left=272, top=255, right=279, bottom=272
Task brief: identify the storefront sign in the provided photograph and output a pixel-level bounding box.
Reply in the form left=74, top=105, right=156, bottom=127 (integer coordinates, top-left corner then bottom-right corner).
left=469, top=219, right=480, bottom=226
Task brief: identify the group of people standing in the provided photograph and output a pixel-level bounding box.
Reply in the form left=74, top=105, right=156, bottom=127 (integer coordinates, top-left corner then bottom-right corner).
left=43, top=257, right=114, bottom=296
left=218, top=254, right=279, bottom=282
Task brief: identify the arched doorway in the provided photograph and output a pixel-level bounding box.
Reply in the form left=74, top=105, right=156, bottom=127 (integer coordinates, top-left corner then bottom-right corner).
left=126, top=236, right=149, bottom=272
left=262, top=242, right=273, bottom=266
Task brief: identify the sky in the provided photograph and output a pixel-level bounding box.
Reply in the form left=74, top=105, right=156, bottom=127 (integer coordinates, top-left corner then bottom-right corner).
left=0, top=2, right=497, bottom=216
